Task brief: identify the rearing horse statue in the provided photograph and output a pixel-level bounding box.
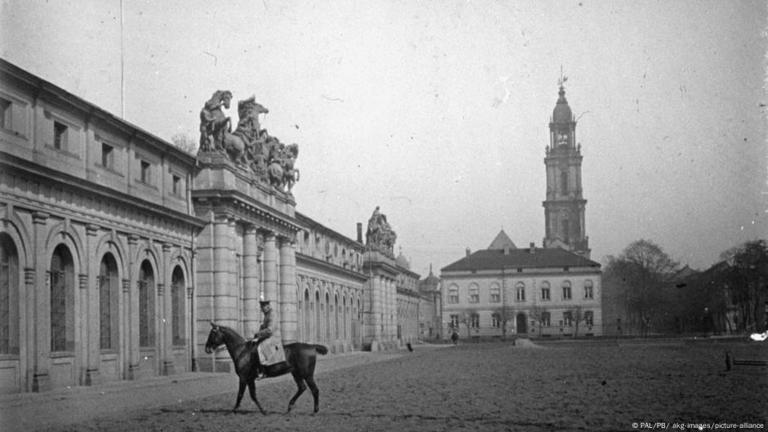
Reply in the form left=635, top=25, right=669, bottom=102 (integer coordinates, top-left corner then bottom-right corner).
left=204, top=322, right=328, bottom=414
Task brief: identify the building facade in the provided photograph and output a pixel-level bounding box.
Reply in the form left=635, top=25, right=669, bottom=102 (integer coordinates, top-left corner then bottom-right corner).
left=0, top=59, right=427, bottom=393
left=440, top=83, right=602, bottom=339
left=441, top=237, right=603, bottom=339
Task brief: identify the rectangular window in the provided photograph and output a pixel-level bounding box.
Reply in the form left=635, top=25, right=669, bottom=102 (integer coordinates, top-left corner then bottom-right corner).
left=470, top=313, right=480, bottom=329
left=584, top=311, right=594, bottom=326
left=563, top=311, right=573, bottom=327
left=491, top=313, right=501, bottom=328
left=541, top=288, right=550, bottom=300
left=54, top=121, right=68, bottom=150
left=140, top=160, right=151, bottom=184
left=448, top=286, right=459, bottom=304
left=172, top=175, right=181, bottom=195
left=0, top=98, right=10, bottom=130
left=449, top=314, right=460, bottom=329
left=541, top=312, right=551, bottom=327
left=101, top=143, right=114, bottom=169
left=563, top=286, right=572, bottom=300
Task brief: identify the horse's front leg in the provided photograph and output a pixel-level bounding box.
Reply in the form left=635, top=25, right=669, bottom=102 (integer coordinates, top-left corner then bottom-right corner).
left=247, top=380, right=266, bottom=415
left=233, top=379, right=246, bottom=412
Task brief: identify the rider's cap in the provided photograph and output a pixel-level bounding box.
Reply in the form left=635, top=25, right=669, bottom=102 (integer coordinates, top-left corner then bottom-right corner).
left=259, top=294, right=270, bottom=305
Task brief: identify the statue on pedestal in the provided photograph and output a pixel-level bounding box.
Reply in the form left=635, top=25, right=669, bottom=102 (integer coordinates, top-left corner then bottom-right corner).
left=365, top=206, right=397, bottom=257
left=197, top=92, right=300, bottom=192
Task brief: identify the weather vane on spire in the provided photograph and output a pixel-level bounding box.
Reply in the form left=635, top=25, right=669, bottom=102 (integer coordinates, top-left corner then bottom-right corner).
left=558, top=65, right=568, bottom=88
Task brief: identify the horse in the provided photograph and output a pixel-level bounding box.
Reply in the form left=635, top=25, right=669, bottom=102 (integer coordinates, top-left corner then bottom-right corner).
left=204, top=322, right=329, bottom=414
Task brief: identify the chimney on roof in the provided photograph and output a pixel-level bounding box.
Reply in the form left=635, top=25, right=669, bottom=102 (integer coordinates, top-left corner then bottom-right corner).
left=465, top=247, right=471, bottom=257
left=356, top=223, right=363, bottom=243
left=529, top=242, right=535, bottom=253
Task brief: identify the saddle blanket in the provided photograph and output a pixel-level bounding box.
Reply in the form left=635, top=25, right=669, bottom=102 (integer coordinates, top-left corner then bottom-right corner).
left=257, top=337, right=286, bottom=366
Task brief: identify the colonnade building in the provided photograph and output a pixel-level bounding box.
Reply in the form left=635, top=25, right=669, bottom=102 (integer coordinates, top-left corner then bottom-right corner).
left=0, top=59, right=426, bottom=393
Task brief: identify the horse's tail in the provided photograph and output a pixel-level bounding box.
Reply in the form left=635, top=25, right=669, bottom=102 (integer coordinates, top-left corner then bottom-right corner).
left=314, top=344, right=329, bottom=355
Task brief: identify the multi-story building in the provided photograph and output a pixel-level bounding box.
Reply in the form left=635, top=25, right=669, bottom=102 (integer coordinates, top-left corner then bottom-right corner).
left=440, top=83, right=602, bottom=339
left=0, top=59, right=426, bottom=393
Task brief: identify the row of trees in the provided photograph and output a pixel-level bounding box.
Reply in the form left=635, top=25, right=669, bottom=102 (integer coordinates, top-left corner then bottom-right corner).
left=604, top=239, right=768, bottom=336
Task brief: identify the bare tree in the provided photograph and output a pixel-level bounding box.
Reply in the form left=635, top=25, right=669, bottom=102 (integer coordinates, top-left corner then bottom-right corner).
left=604, top=240, right=678, bottom=335
left=171, top=133, right=198, bottom=155
left=492, top=306, right=516, bottom=339
left=528, top=305, right=545, bottom=337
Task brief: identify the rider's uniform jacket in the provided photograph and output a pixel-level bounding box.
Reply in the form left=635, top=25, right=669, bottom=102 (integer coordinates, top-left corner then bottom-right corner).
left=254, top=308, right=273, bottom=340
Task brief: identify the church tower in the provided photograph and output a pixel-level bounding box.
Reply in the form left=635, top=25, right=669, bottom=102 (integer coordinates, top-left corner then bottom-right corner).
left=542, top=80, right=590, bottom=258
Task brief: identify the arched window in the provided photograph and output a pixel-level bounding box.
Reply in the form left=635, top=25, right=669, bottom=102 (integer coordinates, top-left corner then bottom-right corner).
left=515, top=282, right=526, bottom=302
left=304, top=289, right=311, bottom=342
left=448, top=285, right=459, bottom=304
left=325, top=292, right=331, bottom=341
left=468, top=284, right=479, bottom=303
left=540, top=281, right=551, bottom=301
left=584, top=280, right=594, bottom=299
left=489, top=283, right=501, bottom=303
left=51, top=245, right=75, bottom=352
left=171, top=266, right=185, bottom=346
left=562, top=280, right=572, bottom=300
left=138, top=261, right=155, bottom=347
left=99, top=254, right=119, bottom=350
left=334, top=294, right=339, bottom=339
left=0, top=234, right=19, bottom=354
left=315, top=291, right=321, bottom=342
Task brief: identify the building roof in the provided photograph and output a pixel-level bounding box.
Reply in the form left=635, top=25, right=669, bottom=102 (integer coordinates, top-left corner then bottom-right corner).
left=441, top=246, right=600, bottom=272
left=552, top=85, right=573, bottom=124
left=487, top=229, right=517, bottom=250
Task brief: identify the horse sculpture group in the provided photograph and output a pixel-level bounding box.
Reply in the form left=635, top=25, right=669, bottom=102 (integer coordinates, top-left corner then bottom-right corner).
left=204, top=322, right=328, bottom=414
left=199, top=91, right=300, bottom=192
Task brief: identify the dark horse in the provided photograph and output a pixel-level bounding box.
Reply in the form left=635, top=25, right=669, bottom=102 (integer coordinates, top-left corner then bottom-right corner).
left=204, top=322, right=328, bottom=414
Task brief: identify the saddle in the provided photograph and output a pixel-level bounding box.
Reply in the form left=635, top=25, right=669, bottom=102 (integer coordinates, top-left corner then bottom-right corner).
left=256, top=337, right=292, bottom=377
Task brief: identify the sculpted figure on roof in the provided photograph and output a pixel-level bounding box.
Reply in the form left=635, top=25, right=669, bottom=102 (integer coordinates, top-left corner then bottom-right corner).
left=365, top=206, right=397, bottom=257
left=197, top=92, right=299, bottom=193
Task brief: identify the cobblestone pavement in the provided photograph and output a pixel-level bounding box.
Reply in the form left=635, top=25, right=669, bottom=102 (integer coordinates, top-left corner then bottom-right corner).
left=3, top=339, right=767, bottom=432
left=0, top=347, right=408, bottom=432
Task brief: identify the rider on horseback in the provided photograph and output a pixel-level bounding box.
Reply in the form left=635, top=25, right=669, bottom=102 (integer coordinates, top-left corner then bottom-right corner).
left=254, top=296, right=274, bottom=379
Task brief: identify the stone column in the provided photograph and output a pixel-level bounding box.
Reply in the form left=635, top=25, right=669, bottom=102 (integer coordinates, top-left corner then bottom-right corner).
left=213, top=217, right=237, bottom=329
left=279, top=238, right=297, bottom=344
left=84, top=224, right=100, bottom=385
left=121, top=278, right=131, bottom=379
left=78, top=273, right=88, bottom=383
left=23, top=267, right=36, bottom=392
left=126, top=234, right=140, bottom=380
left=242, top=226, right=261, bottom=337
left=161, top=243, right=175, bottom=376
left=262, top=232, right=279, bottom=336
left=31, top=211, right=50, bottom=392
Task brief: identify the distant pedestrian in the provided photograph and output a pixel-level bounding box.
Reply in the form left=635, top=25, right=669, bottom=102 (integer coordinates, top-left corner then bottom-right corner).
left=451, top=331, right=459, bottom=345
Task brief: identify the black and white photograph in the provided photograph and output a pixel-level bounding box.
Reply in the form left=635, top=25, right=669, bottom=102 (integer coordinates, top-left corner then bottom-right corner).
left=0, top=1, right=766, bottom=430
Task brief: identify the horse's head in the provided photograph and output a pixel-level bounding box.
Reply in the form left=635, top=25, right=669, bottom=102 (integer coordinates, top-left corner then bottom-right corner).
left=204, top=321, right=225, bottom=354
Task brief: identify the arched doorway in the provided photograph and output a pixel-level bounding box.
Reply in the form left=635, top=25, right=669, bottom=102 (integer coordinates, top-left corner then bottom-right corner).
left=50, top=244, right=76, bottom=387
left=516, top=313, right=528, bottom=335
left=138, top=260, right=157, bottom=375
left=0, top=234, right=19, bottom=392
left=99, top=253, right=120, bottom=380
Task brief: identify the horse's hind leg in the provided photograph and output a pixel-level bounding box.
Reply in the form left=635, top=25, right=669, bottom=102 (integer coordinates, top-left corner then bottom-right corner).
left=247, top=380, right=266, bottom=415
left=286, top=373, right=307, bottom=414
left=233, top=380, right=246, bottom=412
left=306, top=375, right=320, bottom=413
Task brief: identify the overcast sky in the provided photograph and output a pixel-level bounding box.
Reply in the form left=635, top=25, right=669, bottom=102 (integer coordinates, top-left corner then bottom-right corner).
left=1, top=0, right=766, bottom=277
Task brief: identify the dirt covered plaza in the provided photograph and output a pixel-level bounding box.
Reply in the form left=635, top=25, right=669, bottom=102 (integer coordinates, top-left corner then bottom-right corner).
left=19, top=339, right=768, bottom=432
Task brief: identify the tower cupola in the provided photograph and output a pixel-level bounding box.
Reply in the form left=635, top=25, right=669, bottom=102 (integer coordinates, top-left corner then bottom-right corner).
left=552, top=85, right=573, bottom=124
